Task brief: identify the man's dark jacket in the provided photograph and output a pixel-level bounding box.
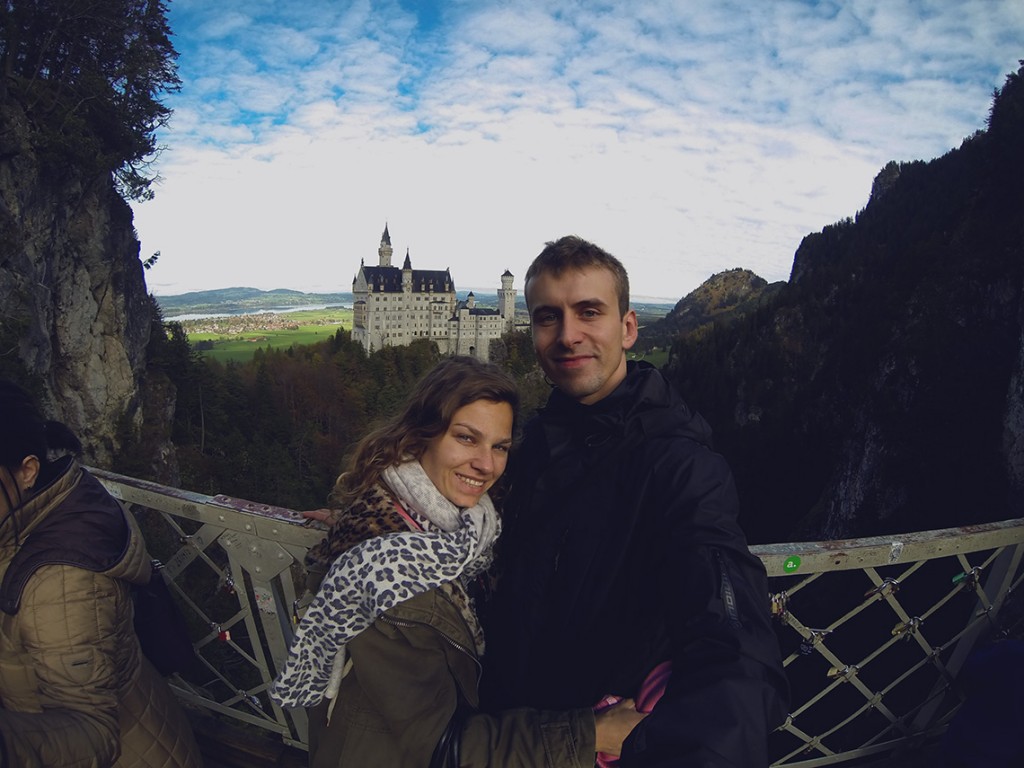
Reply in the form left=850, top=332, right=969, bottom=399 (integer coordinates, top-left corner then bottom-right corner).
left=481, top=362, right=789, bottom=767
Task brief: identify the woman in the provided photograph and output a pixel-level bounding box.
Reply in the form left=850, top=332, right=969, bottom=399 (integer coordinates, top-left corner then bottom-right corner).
left=0, top=380, right=202, bottom=767
left=271, top=356, right=643, bottom=767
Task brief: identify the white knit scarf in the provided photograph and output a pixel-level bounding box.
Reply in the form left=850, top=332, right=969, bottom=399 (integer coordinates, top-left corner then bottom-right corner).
left=269, top=460, right=500, bottom=709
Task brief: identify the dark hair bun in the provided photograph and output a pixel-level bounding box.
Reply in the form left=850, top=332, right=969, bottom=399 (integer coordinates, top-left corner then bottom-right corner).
left=0, top=380, right=82, bottom=465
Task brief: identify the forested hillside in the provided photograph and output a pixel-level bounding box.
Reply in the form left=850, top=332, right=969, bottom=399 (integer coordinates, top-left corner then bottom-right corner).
left=638, top=269, right=785, bottom=351
left=666, top=63, right=1024, bottom=543
left=130, top=323, right=550, bottom=510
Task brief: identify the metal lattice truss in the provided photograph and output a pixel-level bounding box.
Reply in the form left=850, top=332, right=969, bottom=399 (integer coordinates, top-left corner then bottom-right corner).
left=92, top=468, right=1024, bottom=762
left=93, top=468, right=324, bottom=748
left=754, top=522, right=1024, bottom=766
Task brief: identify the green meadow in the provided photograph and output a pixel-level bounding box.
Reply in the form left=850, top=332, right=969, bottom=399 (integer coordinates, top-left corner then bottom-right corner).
left=184, top=307, right=354, bottom=364
left=181, top=306, right=671, bottom=367
left=629, top=347, right=669, bottom=368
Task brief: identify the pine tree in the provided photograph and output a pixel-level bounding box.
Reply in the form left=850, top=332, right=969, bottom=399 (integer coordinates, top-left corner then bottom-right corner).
left=0, top=0, right=180, bottom=200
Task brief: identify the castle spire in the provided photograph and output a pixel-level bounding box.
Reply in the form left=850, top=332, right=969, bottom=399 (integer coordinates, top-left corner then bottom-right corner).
left=378, top=223, right=393, bottom=267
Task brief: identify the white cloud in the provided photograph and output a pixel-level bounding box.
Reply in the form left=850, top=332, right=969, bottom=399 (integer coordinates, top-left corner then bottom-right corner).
left=137, top=0, right=1024, bottom=300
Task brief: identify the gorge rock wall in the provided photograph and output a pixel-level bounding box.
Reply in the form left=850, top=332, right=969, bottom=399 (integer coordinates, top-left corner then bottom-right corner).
left=0, top=101, right=154, bottom=466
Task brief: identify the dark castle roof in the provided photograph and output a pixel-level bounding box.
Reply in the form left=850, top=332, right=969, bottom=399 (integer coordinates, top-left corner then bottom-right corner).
left=361, top=266, right=453, bottom=293
left=455, top=297, right=499, bottom=316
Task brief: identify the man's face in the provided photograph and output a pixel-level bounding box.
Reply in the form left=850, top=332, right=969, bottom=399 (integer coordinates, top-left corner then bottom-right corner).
left=527, top=266, right=638, bottom=405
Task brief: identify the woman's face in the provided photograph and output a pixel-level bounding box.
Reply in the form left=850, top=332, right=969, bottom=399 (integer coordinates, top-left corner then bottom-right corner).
left=420, top=399, right=514, bottom=508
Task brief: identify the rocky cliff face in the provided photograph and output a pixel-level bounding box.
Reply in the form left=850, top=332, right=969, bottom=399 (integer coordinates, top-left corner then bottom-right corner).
left=0, top=101, right=156, bottom=466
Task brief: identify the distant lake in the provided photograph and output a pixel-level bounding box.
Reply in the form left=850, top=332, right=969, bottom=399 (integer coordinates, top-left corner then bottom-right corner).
left=169, top=304, right=351, bottom=321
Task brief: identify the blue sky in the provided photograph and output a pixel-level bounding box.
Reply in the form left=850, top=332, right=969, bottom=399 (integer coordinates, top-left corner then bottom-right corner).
left=133, top=0, right=1024, bottom=301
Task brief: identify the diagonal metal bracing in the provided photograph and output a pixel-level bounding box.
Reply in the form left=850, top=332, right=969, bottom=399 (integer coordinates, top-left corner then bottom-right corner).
left=761, top=529, right=1024, bottom=766
left=91, top=467, right=1024, bottom=763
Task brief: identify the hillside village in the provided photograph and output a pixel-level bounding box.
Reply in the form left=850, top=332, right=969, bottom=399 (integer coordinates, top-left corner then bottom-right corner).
left=180, top=312, right=337, bottom=336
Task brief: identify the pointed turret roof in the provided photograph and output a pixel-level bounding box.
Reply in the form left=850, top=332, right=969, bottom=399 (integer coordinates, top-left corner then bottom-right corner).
left=382, top=223, right=391, bottom=245
left=403, top=249, right=412, bottom=269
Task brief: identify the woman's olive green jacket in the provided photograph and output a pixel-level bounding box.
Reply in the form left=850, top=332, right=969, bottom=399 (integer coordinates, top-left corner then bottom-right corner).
left=303, top=483, right=596, bottom=768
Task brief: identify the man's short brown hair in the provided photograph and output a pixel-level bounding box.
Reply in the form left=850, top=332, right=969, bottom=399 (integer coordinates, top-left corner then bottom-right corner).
left=524, top=235, right=630, bottom=317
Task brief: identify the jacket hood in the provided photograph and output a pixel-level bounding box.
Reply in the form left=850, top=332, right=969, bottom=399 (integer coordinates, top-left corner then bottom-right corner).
left=0, top=457, right=77, bottom=549
left=0, top=460, right=150, bottom=615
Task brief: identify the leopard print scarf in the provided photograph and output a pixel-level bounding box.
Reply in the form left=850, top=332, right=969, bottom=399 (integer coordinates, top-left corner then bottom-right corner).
left=270, top=460, right=499, bottom=709
left=302, top=483, right=404, bottom=576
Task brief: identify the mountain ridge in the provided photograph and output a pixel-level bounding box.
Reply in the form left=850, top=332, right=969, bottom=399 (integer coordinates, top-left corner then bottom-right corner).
left=665, top=62, right=1024, bottom=543
left=156, top=287, right=354, bottom=317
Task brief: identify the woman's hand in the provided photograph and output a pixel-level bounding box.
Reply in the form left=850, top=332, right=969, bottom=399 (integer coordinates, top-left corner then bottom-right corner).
left=302, top=508, right=334, bottom=524
left=594, top=698, right=648, bottom=756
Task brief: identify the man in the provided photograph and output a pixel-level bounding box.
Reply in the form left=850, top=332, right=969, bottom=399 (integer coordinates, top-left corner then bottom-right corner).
left=481, top=236, right=789, bottom=766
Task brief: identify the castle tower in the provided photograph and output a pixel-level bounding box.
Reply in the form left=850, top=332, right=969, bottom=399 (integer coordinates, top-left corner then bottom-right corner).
left=499, top=269, right=516, bottom=332
left=378, top=223, right=393, bottom=267
left=402, top=249, right=413, bottom=292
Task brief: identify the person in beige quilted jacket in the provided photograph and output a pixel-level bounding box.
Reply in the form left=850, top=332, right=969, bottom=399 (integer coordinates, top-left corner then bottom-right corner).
left=0, top=379, right=202, bottom=768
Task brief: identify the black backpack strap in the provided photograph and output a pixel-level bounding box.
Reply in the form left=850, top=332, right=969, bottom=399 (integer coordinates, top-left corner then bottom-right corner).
left=430, top=698, right=468, bottom=768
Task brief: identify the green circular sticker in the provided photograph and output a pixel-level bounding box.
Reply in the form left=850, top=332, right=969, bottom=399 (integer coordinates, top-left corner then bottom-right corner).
left=783, top=556, right=802, bottom=573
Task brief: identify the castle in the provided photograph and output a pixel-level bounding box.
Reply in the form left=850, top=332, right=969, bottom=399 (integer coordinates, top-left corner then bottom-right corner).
left=351, top=225, right=517, bottom=361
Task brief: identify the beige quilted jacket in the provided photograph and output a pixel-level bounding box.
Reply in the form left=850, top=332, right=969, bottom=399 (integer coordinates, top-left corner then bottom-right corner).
left=0, top=461, right=202, bottom=768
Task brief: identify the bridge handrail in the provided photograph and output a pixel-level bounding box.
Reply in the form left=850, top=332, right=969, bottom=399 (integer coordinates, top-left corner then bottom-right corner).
left=91, top=467, right=1024, bottom=766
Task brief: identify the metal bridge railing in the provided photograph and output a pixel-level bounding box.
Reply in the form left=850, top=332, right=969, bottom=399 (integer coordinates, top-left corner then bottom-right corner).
left=757, top=521, right=1024, bottom=766
left=92, top=467, right=1024, bottom=764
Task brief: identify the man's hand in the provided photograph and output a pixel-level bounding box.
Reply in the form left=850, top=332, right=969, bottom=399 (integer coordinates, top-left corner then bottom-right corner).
left=595, top=698, right=648, bottom=756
